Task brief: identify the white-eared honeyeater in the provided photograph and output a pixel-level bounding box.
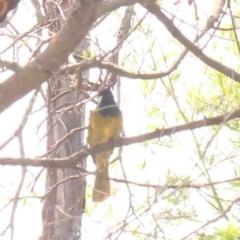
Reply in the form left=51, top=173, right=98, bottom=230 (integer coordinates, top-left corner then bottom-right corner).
left=87, top=88, right=122, bottom=202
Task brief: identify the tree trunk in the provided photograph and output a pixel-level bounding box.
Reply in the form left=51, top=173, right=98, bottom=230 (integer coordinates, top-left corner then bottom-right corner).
left=41, top=73, right=86, bottom=240
left=39, top=1, right=88, bottom=237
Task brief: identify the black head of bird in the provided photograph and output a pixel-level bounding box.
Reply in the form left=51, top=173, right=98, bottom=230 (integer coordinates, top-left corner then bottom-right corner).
left=98, top=88, right=121, bottom=117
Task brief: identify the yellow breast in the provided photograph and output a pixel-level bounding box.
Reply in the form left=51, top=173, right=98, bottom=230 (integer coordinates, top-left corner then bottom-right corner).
left=87, top=111, right=122, bottom=147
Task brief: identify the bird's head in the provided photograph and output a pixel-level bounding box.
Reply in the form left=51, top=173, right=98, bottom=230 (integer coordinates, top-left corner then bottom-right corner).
left=97, top=87, right=121, bottom=117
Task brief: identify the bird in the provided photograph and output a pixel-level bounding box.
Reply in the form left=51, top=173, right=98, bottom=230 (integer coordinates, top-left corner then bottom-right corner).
left=0, top=0, right=20, bottom=23
left=87, top=87, right=122, bottom=202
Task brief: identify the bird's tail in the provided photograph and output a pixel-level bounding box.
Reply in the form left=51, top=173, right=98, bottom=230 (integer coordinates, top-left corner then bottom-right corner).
left=93, top=165, right=110, bottom=202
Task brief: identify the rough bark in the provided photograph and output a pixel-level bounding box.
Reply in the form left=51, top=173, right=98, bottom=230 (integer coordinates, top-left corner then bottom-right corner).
left=40, top=1, right=88, bottom=239
left=41, top=76, right=86, bottom=240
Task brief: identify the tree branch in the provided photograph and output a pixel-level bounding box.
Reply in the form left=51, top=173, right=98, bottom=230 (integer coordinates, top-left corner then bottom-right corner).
left=0, top=107, right=240, bottom=168
left=61, top=57, right=186, bottom=80
left=144, top=3, right=240, bottom=83
left=0, top=0, right=154, bottom=114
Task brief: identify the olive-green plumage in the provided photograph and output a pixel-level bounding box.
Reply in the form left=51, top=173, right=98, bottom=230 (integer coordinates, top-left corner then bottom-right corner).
left=87, top=88, right=122, bottom=202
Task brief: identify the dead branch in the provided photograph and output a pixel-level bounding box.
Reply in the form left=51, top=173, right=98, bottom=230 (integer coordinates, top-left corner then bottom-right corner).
left=0, top=107, right=239, bottom=168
